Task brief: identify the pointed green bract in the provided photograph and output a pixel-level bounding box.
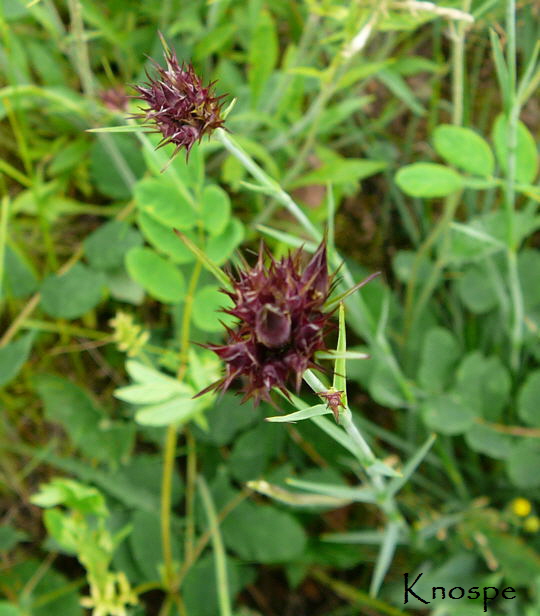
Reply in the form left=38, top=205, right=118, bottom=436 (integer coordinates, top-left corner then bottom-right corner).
left=333, top=303, right=347, bottom=399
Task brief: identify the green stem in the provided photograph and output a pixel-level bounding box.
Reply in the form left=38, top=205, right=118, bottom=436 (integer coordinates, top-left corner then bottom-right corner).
left=311, top=567, right=409, bottom=616
left=0, top=196, right=8, bottom=297
left=161, top=423, right=178, bottom=592
left=302, top=369, right=404, bottom=596
left=161, top=257, right=202, bottom=597
left=67, top=0, right=95, bottom=97
left=404, top=1, right=470, bottom=338
left=503, top=0, right=522, bottom=370
left=215, top=129, right=320, bottom=241
left=183, top=428, right=197, bottom=565
left=198, top=476, right=232, bottom=616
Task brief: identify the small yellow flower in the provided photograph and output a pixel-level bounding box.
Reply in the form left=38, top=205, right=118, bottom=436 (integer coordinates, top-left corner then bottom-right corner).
left=523, top=516, right=540, bottom=534
left=510, top=497, right=532, bottom=517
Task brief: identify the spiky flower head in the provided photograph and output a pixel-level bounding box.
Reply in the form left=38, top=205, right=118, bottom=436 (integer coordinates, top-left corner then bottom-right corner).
left=132, top=40, right=226, bottom=158
left=200, top=241, right=336, bottom=406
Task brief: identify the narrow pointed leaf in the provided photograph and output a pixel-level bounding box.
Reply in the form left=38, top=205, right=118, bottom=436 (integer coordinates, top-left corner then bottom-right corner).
left=266, top=404, right=330, bottom=423
left=247, top=480, right=351, bottom=507
left=333, top=303, right=347, bottom=396
left=387, top=434, right=436, bottom=497
left=322, top=530, right=409, bottom=545
left=285, top=478, right=376, bottom=503
left=370, top=521, right=401, bottom=597
left=174, top=230, right=231, bottom=288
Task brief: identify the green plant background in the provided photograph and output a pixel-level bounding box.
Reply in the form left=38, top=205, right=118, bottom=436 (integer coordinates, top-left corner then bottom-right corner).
left=1, top=1, right=540, bottom=615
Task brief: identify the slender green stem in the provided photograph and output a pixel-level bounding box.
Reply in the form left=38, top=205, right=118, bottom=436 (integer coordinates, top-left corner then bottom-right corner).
left=161, top=257, right=203, bottom=599
left=436, top=438, right=469, bottom=501
left=176, top=490, right=248, bottom=587
left=404, top=1, right=470, bottom=338
left=67, top=0, right=95, bottom=97
left=302, top=369, right=404, bottom=596
left=502, top=0, right=522, bottom=370
left=0, top=196, right=8, bottom=297
left=183, top=428, right=197, bottom=565
left=215, top=129, right=320, bottom=240
left=161, top=423, right=178, bottom=592
left=198, top=476, right=232, bottom=616
left=451, top=0, right=471, bottom=126
left=312, top=567, right=409, bottom=616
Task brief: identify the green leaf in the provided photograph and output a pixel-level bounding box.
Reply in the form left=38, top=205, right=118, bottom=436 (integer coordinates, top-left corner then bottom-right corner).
left=395, top=163, right=464, bottom=198
left=456, top=264, right=499, bottom=313
left=0, top=331, right=34, bottom=387
left=248, top=479, right=350, bottom=508
left=128, top=510, right=180, bottom=579
left=333, top=303, right=347, bottom=398
left=184, top=555, right=245, bottom=616
left=447, top=210, right=540, bottom=264
left=286, top=478, right=376, bottom=503
left=387, top=434, right=436, bottom=497
left=377, top=68, right=426, bottom=115
left=0, top=525, right=28, bottom=552
left=134, top=396, right=200, bottom=427
left=200, top=185, right=231, bottom=236
left=0, top=560, right=83, bottom=616
left=485, top=531, right=540, bottom=586
left=114, top=381, right=192, bottom=405
left=34, top=374, right=134, bottom=464
left=421, top=392, right=476, bottom=435
left=31, top=478, right=107, bottom=516
left=506, top=439, right=540, bottom=488
left=0, top=602, right=21, bottom=616
left=248, top=9, right=278, bottom=107
left=518, top=249, right=540, bottom=308
left=291, top=159, right=387, bottom=188
left=336, top=60, right=393, bottom=89
left=105, top=268, right=144, bottom=305
left=192, top=285, right=234, bottom=332
left=266, top=404, right=330, bottom=423
left=206, top=218, right=245, bottom=265
left=370, top=521, right=401, bottom=597
left=90, top=133, right=144, bottom=199
left=418, top=327, right=460, bottom=393
left=492, top=114, right=538, bottom=184
left=194, top=22, right=237, bottom=60
left=49, top=140, right=90, bottom=175
left=3, top=244, right=38, bottom=298
left=135, top=177, right=197, bottom=230
left=137, top=211, right=196, bottom=264
left=456, top=352, right=511, bottom=421
left=84, top=220, right=143, bottom=270
left=392, top=250, right=432, bottom=283
left=518, top=370, right=540, bottom=427
left=125, top=247, right=185, bottom=304
left=368, top=359, right=407, bottom=409
left=40, top=263, right=105, bottom=319
left=228, top=422, right=285, bottom=482
left=193, top=392, right=258, bottom=446
left=433, top=124, right=494, bottom=177
left=465, top=423, right=513, bottom=460
left=139, top=133, right=204, bottom=189
left=222, top=503, right=307, bottom=564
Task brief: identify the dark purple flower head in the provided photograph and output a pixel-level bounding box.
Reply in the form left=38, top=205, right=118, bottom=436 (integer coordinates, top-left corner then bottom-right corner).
left=132, top=43, right=226, bottom=158
left=200, top=241, right=336, bottom=406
